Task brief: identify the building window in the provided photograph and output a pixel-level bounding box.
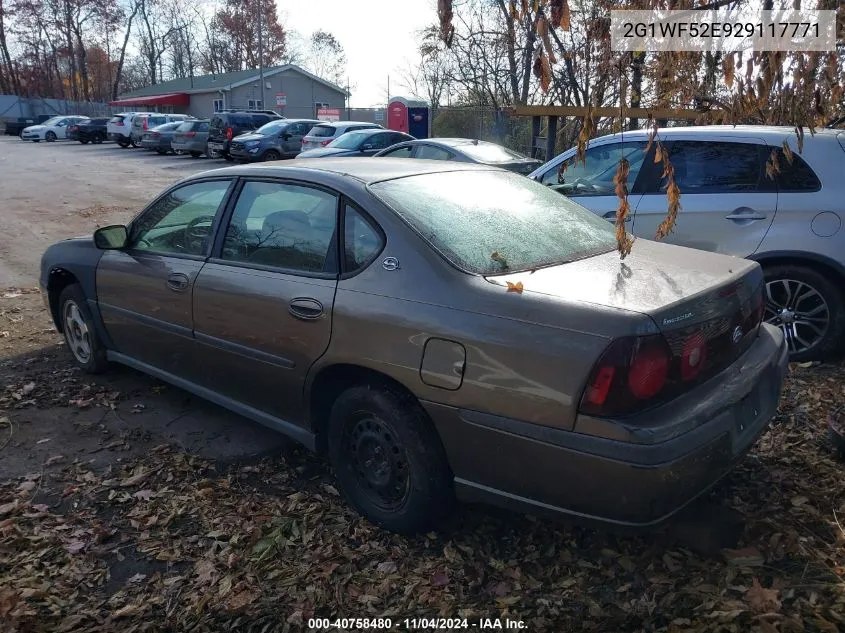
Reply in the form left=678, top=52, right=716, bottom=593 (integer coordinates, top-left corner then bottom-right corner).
left=247, top=99, right=263, bottom=111
left=213, top=99, right=224, bottom=112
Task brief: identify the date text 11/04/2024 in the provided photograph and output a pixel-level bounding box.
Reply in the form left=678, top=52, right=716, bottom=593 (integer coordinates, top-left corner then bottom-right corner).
left=308, top=617, right=528, bottom=630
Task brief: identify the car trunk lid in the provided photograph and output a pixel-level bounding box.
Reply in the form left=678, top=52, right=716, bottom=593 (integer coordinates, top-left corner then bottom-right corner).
left=486, top=239, right=765, bottom=380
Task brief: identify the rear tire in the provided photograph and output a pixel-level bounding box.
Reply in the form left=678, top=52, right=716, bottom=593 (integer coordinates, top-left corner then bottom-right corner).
left=45, top=131, right=57, bottom=142
left=117, top=139, right=129, bottom=148
left=156, top=149, right=167, bottom=155
left=327, top=383, right=453, bottom=533
left=58, top=284, right=109, bottom=374
left=189, top=151, right=202, bottom=158
left=223, top=153, right=234, bottom=162
left=763, top=263, right=845, bottom=361
left=80, top=139, right=89, bottom=144
left=130, top=138, right=138, bottom=148
left=263, top=150, right=281, bottom=162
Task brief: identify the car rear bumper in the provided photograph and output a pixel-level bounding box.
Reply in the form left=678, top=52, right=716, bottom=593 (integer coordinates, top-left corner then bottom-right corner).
left=426, top=323, right=788, bottom=527
left=206, top=141, right=229, bottom=155
left=140, top=140, right=168, bottom=150
left=108, top=132, right=129, bottom=141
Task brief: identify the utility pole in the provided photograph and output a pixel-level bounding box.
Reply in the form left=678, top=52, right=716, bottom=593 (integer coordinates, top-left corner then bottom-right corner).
left=346, top=76, right=350, bottom=119
left=257, top=0, right=265, bottom=109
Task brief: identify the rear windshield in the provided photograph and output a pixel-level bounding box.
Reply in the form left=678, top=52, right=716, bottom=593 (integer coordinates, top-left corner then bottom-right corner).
left=109, top=115, right=126, bottom=123
left=309, top=125, right=336, bottom=137
left=369, top=170, right=617, bottom=275
left=460, top=142, right=529, bottom=163
left=176, top=121, right=194, bottom=132
left=329, top=131, right=370, bottom=149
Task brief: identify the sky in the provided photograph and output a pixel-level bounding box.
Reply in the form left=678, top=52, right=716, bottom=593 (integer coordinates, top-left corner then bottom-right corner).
left=278, top=0, right=437, bottom=107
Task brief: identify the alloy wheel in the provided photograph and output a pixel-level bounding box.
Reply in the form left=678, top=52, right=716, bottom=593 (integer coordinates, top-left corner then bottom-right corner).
left=344, top=413, right=410, bottom=511
left=63, top=300, right=92, bottom=364
left=764, top=278, right=830, bottom=355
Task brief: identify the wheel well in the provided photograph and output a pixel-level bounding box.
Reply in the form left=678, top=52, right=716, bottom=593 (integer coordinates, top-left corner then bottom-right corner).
left=755, top=255, right=845, bottom=288
left=308, top=364, right=419, bottom=453
left=46, top=268, right=78, bottom=332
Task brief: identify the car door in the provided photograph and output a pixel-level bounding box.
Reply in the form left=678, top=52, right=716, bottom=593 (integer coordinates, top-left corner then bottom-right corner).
left=96, top=179, right=234, bottom=376
left=191, top=179, right=340, bottom=423
left=53, top=118, right=70, bottom=138
left=537, top=140, right=653, bottom=224
left=282, top=122, right=307, bottom=155
left=630, top=138, right=777, bottom=256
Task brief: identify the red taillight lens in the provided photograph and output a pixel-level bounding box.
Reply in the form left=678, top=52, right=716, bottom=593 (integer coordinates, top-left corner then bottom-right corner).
left=185, top=131, right=196, bottom=138
left=579, top=335, right=671, bottom=417
left=142, top=119, right=148, bottom=130
left=226, top=127, right=233, bottom=140
left=151, top=132, right=159, bottom=138
left=115, top=121, right=124, bottom=126
left=320, top=139, right=331, bottom=146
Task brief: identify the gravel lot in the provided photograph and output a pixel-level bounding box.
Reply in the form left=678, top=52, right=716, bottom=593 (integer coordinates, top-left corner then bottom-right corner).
left=0, top=136, right=288, bottom=477
left=1, top=135, right=844, bottom=632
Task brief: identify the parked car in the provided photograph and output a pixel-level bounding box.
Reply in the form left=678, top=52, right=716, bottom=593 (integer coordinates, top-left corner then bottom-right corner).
left=529, top=125, right=845, bottom=361
left=130, top=113, right=192, bottom=146
left=171, top=119, right=211, bottom=158
left=21, top=115, right=89, bottom=142
left=68, top=117, right=110, bottom=144
left=139, top=122, right=183, bottom=154
left=4, top=115, right=51, bottom=137
left=298, top=129, right=415, bottom=159
left=207, top=111, right=283, bottom=160
left=40, top=159, right=788, bottom=533
left=300, top=121, right=383, bottom=151
left=228, top=118, right=322, bottom=162
left=374, top=138, right=543, bottom=175
left=107, top=112, right=151, bottom=147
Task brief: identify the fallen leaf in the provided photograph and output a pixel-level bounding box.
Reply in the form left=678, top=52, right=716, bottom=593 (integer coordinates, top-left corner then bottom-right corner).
left=195, top=559, right=216, bottom=585
left=112, top=603, right=141, bottom=618
left=506, top=281, right=524, bottom=294
left=65, top=539, right=86, bottom=554
left=747, top=577, right=781, bottom=614
left=791, top=496, right=809, bottom=507
left=430, top=571, right=450, bottom=587
left=120, top=468, right=150, bottom=487
left=0, top=500, right=20, bottom=516
left=226, top=588, right=258, bottom=611
left=127, top=573, right=147, bottom=584
left=133, top=489, right=154, bottom=501
left=724, top=547, right=765, bottom=567
left=376, top=561, right=398, bottom=573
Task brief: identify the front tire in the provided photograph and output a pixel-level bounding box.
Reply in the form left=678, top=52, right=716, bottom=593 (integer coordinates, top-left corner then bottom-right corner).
left=189, top=151, right=202, bottom=158
left=262, top=150, right=281, bottom=162
left=80, top=139, right=89, bottom=144
left=763, top=264, right=845, bottom=361
left=45, top=131, right=57, bottom=142
left=328, top=384, right=453, bottom=533
left=117, top=139, right=129, bottom=148
left=58, top=284, right=108, bottom=373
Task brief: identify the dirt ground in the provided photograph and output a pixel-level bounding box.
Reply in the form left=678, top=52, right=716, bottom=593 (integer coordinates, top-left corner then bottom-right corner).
left=1, top=135, right=845, bottom=632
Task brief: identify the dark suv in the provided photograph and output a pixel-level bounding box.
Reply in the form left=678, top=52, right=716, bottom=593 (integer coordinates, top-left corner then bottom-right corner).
left=208, top=111, right=282, bottom=160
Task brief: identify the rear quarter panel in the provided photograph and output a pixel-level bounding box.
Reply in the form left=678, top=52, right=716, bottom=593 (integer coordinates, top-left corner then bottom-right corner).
left=757, top=133, right=845, bottom=266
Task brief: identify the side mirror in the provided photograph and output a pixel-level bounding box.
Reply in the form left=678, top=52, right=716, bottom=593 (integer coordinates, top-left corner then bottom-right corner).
left=94, top=225, right=128, bottom=250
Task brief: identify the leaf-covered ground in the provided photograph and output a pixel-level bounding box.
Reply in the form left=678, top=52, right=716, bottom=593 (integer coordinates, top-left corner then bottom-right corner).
left=2, top=290, right=845, bottom=632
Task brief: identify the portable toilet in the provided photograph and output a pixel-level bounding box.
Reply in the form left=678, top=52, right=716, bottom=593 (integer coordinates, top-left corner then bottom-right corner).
left=386, top=97, right=429, bottom=139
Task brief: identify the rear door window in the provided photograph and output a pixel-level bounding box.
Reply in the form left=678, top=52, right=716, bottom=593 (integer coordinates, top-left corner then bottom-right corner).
left=414, top=144, right=453, bottom=160
left=659, top=141, right=764, bottom=193
left=770, top=149, right=821, bottom=192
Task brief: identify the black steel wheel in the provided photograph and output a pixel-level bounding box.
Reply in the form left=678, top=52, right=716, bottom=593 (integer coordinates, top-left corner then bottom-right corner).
left=328, top=384, right=453, bottom=533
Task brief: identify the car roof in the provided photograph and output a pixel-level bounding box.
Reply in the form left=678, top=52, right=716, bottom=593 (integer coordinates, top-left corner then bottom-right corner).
left=189, top=157, right=497, bottom=185
left=312, top=121, right=378, bottom=128
left=590, top=124, right=843, bottom=142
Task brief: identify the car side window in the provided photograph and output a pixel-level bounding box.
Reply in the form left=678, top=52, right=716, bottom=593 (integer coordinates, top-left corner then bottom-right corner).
left=379, top=145, right=414, bottom=158
left=659, top=141, right=763, bottom=193
left=365, top=133, right=393, bottom=150
left=542, top=142, right=648, bottom=197
left=415, top=144, right=452, bottom=160
left=771, top=149, right=821, bottom=192
left=130, top=180, right=231, bottom=256
left=221, top=181, right=339, bottom=274
left=198, top=122, right=210, bottom=132
left=343, top=204, right=383, bottom=272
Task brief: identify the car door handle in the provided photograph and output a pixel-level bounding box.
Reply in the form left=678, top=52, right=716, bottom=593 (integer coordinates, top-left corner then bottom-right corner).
left=166, top=273, right=190, bottom=292
left=603, top=211, right=631, bottom=223
left=288, top=297, right=324, bottom=321
left=725, top=208, right=767, bottom=221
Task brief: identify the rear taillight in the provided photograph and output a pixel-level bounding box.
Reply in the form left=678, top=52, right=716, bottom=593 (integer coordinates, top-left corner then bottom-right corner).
left=226, top=127, right=233, bottom=140
left=185, top=131, right=196, bottom=138
left=151, top=132, right=159, bottom=138
left=115, top=121, right=124, bottom=127
left=320, top=139, right=331, bottom=146
left=579, top=335, right=671, bottom=417
left=142, top=119, right=148, bottom=130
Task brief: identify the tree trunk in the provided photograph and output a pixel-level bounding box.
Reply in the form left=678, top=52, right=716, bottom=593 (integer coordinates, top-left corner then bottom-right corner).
left=112, top=2, right=139, bottom=100
left=629, top=52, right=644, bottom=130
left=64, top=0, right=79, bottom=102
left=0, top=0, right=19, bottom=94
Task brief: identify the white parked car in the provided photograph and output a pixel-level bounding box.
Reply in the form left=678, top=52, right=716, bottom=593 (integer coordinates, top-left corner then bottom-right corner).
left=21, top=116, right=90, bottom=142
left=529, top=125, right=845, bottom=361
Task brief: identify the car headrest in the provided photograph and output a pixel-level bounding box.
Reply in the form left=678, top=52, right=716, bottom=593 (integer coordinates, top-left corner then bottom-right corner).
left=261, top=210, right=313, bottom=246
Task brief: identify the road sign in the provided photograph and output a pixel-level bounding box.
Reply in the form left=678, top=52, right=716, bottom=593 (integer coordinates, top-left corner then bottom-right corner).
left=317, top=108, right=341, bottom=121
left=275, top=93, right=287, bottom=107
